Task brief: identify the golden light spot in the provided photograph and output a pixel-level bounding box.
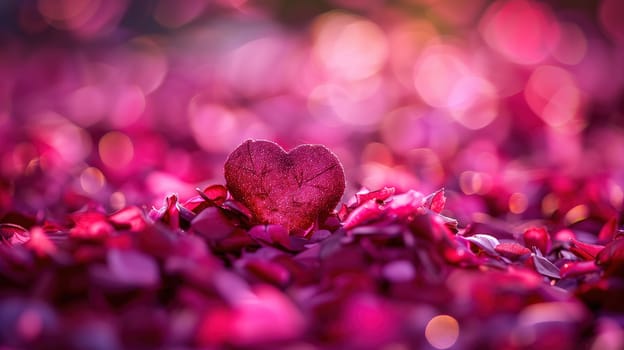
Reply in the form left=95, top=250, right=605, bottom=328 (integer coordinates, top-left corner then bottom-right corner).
left=565, top=204, right=589, bottom=225
left=312, top=11, right=388, bottom=81
left=609, top=182, right=623, bottom=209
left=425, top=314, right=460, bottom=349
left=110, top=191, right=127, bottom=211
left=98, top=131, right=134, bottom=170
left=541, top=193, right=559, bottom=216
left=509, top=192, right=529, bottom=214
left=414, top=47, right=469, bottom=108
left=460, top=171, right=479, bottom=195
left=459, top=171, right=491, bottom=195
left=448, top=76, right=499, bottom=130
left=362, top=142, right=394, bottom=166
left=79, top=167, right=106, bottom=194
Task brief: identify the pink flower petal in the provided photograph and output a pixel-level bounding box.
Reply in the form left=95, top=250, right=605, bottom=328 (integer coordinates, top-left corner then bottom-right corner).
left=495, top=242, right=532, bottom=260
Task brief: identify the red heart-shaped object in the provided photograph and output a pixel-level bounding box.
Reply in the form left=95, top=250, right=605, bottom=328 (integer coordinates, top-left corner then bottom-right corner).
left=224, top=140, right=345, bottom=233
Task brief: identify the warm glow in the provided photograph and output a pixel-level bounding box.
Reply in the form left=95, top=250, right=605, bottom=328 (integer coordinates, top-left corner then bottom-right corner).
left=425, top=315, right=460, bottom=349
left=509, top=192, right=528, bottom=214
left=98, top=131, right=134, bottom=170
left=460, top=171, right=492, bottom=195
left=110, top=85, right=146, bottom=127
left=362, top=142, right=394, bottom=166
left=313, top=11, right=388, bottom=81
left=405, top=148, right=445, bottom=187
left=541, top=193, right=559, bottom=216
left=188, top=101, right=272, bottom=153
left=110, top=191, right=127, bottom=210
left=79, top=167, right=106, bottom=194
left=388, top=19, right=438, bottom=88
left=307, top=79, right=388, bottom=128
left=448, top=75, right=498, bottom=130
left=414, top=46, right=470, bottom=108
left=380, top=107, right=427, bottom=153
left=35, top=113, right=92, bottom=165
left=609, top=182, right=623, bottom=209
left=525, top=65, right=581, bottom=127
left=122, top=37, right=168, bottom=94
left=565, top=204, right=589, bottom=225
left=65, top=85, right=107, bottom=126
left=480, top=0, right=560, bottom=64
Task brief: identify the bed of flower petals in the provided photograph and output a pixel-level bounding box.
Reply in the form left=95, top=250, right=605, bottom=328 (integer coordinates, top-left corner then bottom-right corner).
left=0, top=184, right=622, bottom=349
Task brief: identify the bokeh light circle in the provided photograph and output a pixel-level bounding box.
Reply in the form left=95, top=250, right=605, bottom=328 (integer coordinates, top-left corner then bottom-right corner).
left=425, top=314, right=460, bottom=349
left=480, top=0, right=560, bottom=64
left=313, top=11, right=388, bottom=82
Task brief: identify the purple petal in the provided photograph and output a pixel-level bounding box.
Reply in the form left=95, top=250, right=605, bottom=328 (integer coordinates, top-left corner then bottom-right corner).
left=106, top=249, right=160, bottom=287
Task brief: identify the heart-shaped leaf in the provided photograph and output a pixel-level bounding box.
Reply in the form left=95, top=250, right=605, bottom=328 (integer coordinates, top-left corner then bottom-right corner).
left=224, top=140, right=345, bottom=233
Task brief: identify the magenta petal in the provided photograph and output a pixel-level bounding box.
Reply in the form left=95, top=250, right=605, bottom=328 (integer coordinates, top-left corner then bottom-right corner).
left=107, top=249, right=160, bottom=287
left=343, top=200, right=385, bottom=230
left=560, top=261, right=601, bottom=278
left=201, top=184, right=228, bottom=205
left=108, top=206, right=146, bottom=232
left=354, top=187, right=395, bottom=206
left=495, top=242, right=532, bottom=260
left=569, top=238, right=605, bottom=261
left=596, top=238, right=624, bottom=277
left=386, top=190, right=425, bottom=218
left=243, top=259, right=291, bottom=286
left=423, top=188, right=446, bottom=213
left=69, top=212, right=114, bottom=239
left=247, top=224, right=298, bottom=250
left=598, top=217, right=618, bottom=243
left=191, top=207, right=235, bottom=240
left=0, top=223, right=30, bottom=246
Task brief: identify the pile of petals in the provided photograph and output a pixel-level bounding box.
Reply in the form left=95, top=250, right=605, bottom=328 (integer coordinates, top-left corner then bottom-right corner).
left=1, top=186, right=623, bottom=349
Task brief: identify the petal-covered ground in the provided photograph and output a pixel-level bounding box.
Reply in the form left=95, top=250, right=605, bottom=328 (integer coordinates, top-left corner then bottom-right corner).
left=0, top=184, right=622, bottom=349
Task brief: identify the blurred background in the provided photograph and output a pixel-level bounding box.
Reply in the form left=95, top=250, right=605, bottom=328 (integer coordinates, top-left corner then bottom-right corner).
left=1, top=0, right=623, bottom=226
